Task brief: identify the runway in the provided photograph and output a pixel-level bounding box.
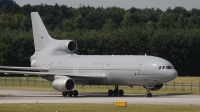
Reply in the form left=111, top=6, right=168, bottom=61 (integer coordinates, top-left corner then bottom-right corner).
left=0, top=89, right=200, bottom=105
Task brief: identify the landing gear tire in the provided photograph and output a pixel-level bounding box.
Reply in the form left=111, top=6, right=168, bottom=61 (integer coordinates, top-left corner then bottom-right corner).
left=73, top=90, right=78, bottom=97
left=113, top=89, right=119, bottom=96
left=146, top=93, right=152, bottom=97
left=108, top=89, right=113, bottom=96
left=62, top=90, right=78, bottom=97
left=108, top=85, right=124, bottom=97
left=149, top=93, right=152, bottom=97
left=119, top=89, right=124, bottom=96
left=145, top=85, right=152, bottom=98
left=62, top=92, right=68, bottom=97
left=68, top=91, right=73, bottom=97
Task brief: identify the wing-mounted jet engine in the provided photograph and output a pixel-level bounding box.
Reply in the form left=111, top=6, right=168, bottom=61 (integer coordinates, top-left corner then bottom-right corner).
left=52, top=77, right=75, bottom=92
left=53, top=76, right=78, bottom=97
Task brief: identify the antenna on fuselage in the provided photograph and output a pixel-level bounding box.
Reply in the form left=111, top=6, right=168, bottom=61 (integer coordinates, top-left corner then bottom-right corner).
left=145, top=53, right=147, bottom=56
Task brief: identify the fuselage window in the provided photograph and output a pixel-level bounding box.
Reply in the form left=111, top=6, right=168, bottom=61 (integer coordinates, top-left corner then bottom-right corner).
left=159, top=66, right=162, bottom=69
left=162, top=66, right=165, bottom=69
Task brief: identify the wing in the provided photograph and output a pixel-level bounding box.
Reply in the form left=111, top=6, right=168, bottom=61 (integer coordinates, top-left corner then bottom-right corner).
left=0, top=66, right=106, bottom=79
left=0, top=66, right=48, bottom=71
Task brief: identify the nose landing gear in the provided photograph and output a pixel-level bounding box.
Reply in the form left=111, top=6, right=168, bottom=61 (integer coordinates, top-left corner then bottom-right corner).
left=145, top=86, right=152, bottom=97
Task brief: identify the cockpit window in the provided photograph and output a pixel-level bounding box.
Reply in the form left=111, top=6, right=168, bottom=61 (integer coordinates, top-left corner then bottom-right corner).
left=159, top=66, right=174, bottom=70
left=166, top=66, right=171, bottom=69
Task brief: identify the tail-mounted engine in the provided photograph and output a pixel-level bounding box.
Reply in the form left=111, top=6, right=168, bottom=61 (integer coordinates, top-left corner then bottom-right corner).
left=143, top=84, right=163, bottom=91
left=31, top=40, right=77, bottom=60
left=45, top=40, right=77, bottom=54
left=52, top=76, right=75, bottom=92
left=66, top=40, right=77, bottom=53
left=56, top=40, right=77, bottom=53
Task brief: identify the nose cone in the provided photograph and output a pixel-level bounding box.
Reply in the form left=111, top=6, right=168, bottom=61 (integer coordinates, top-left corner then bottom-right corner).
left=170, top=69, right=178, bottom=80
left=161, top=69, right=178, bottom=83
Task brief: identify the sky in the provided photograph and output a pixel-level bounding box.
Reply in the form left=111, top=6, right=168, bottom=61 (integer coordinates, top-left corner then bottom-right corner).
left=14, top=0, right=200, bottom=11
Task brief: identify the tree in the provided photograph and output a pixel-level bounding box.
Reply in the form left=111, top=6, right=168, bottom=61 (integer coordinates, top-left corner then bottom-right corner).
left=0, top=0, right=17, bottom=8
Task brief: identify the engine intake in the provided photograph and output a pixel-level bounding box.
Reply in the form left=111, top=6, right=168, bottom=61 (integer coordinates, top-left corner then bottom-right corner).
left=67, top=40, right=77, bottom=52
left=52, top=77, right=75, bottom=92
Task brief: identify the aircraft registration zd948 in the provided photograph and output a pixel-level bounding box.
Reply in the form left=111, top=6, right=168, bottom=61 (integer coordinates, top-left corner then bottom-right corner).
left=0, top=12, right=178, bottom=97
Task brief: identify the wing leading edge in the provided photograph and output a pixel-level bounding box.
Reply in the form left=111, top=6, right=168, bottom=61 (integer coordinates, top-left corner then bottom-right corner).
left=0, top=67, right=106, bottom=79
left=0, top=66, right=49, bottom=71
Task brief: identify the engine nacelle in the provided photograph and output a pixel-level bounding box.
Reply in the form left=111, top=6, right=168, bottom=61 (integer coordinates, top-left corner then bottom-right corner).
left=66, top=40, right=77, bottom=53
left=52, top=77, right=75, bottom=92
left=143, top=84, right=163, bottom=91
left=51, top=40, right=77, bottom=53
left=58, top=40, right=77, bottom=53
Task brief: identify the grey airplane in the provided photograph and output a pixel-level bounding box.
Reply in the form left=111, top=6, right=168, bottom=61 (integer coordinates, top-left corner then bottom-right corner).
left=0, top=12, right=178, bottom=97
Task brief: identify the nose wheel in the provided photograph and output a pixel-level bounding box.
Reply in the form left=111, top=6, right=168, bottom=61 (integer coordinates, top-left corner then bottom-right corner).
left=145, top=86, right=152, bottom=97
left=146, top=93, right=152, bottom=97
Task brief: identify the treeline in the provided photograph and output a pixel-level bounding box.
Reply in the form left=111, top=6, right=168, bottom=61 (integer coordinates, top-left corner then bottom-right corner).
left=0, top=1, right=200, bottom=76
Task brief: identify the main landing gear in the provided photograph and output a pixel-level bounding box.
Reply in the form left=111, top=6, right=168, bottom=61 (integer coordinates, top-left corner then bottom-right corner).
left=108, top=85, right=124, bottom=96
left=62, top=90, right=78, bottom=97
left=145, top=86, right=152, bottom=97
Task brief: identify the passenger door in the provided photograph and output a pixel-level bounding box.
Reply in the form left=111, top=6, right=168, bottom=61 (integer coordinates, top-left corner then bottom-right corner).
left=139, top=63, right=146, bottom=74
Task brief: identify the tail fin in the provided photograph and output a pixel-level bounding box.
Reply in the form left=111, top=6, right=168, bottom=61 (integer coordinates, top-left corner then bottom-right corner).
left=31, top=12, right=53, bottom=51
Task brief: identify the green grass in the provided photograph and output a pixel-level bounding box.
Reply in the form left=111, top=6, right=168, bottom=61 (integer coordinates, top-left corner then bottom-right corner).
left=0, top=94, right=7, bottom=97
left=0, top=104, right=200, bottom=112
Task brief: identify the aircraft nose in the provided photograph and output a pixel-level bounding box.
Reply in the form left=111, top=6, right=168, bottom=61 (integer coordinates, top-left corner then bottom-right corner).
left=171, top=69, right=178, bottom=80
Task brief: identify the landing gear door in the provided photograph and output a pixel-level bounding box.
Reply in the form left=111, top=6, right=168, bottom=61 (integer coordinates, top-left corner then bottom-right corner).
left=139, top=63, right=146, bottom=74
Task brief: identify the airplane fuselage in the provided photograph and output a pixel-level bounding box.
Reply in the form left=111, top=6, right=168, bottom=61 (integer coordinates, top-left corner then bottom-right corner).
left=34, top=54, right=177, bottom=86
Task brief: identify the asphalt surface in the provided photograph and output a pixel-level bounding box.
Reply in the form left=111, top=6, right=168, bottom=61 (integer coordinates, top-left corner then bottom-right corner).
left=0, top=89, right=200, bottom=105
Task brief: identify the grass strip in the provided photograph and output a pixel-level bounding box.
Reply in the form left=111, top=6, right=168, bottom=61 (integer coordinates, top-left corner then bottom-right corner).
left=0, top=104, right=200, bottom=112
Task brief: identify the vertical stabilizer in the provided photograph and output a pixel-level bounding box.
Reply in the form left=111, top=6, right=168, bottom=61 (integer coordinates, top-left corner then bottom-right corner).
left=31, top=12, right=53, bottom=51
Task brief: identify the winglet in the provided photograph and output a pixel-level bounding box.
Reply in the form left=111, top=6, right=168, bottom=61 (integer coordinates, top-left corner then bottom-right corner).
left=31, top=12, right=53, bottom=51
